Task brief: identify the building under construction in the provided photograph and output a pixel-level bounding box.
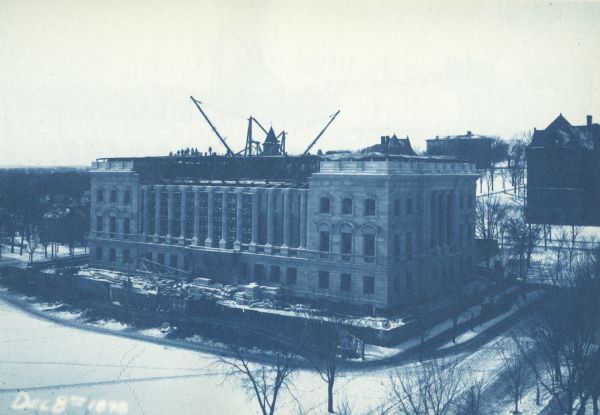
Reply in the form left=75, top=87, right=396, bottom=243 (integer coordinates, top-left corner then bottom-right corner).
left=88, top=98, right=478, bottom=310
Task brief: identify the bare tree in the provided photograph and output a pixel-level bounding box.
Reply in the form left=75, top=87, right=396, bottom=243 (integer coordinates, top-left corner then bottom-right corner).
left=476, top=196, right=509, bottom=268
left=505, top=206, right=542, bottom=283
left=388, top=359, right=465, bottom=415
left=566, top=225, right=583, bottom=270
left=300, top=313, right=351, bottom=413
left=517, top=248, right=600, bottom=415
left=457, top=377, right=484, bottom=415
left=220, top=346, right=297, bottom=415
left=24, top=224, right=40, bottom=264
left=506, top=133, right=530, bottom=196
left=501, top=338, right=530, bottom=414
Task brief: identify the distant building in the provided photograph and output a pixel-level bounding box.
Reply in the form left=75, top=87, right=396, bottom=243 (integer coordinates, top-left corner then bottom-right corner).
left=426, top=131, right=493, bottom=169
left=526, top=114, right=600, bottom=226
left=362, top=135, right=416, bottom=156
left=88, top=143, right=477, bottom=310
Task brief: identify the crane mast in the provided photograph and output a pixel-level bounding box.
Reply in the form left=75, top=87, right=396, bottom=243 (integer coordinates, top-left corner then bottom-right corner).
left=190, top=96, right=236, bottom=156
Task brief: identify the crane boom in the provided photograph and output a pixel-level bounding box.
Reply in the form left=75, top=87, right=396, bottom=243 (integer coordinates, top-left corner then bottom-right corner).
left=251, top=117, right=269, bottom=135
left=190, top=96, right=235, bottom=156
left=302, top=110, right=340, bottom=156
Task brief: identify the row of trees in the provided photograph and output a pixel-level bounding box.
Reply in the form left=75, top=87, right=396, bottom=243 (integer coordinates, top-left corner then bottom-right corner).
left=480, top=133, right=529, bottom=197
left=0, top=168, right=90, bottom=262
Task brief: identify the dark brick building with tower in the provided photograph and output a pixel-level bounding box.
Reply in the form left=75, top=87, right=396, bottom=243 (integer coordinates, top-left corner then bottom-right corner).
left=526, top=114, right=600, bottom=226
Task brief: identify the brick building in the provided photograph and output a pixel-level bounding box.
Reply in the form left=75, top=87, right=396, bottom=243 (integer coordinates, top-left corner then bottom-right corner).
left=527, top=114, right=600, bottom=226
left=426, top=131, right=493, bottom=170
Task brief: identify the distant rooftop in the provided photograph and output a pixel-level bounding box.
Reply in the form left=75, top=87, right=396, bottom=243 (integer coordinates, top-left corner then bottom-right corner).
left=427, top=131, right=493, bottom=141
left=530, top=114, right=599, bottom=151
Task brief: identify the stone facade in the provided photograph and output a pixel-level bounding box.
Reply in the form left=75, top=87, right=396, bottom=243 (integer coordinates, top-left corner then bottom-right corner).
left=88, top=155, right=478, bottom=310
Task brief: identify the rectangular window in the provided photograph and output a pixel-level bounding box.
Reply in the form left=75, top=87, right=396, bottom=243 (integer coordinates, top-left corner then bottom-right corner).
left=123, top=190, right=131, bottom=204
left=270, top=266, right=281, bottom=283
left=460, top=194, right=465, bottom=209
left=406, top=232, right=413, bottom=258
left=170, top=254, right=178, bottom=268
left=340, top=273, right=351, bottom=292
left=394, top=199, right=401, bottom=216
left=363, top=234, right=375, bottom=261
left=364, top=198, right=376, bottom=216
left=319, top=230, right=330, bottom=257
left=406, top=198, right=413, bottom=215
left=394, top=271, right=401, bottom=294
left=394, top=235, right=400, bottom=257
left=319, top=197, right=331, bottom=214
left=341, top=232, right=352, bottom=260
left=123, top=249, right=130, bottom=264
left=109, top=217, right=117, bottom=238
left=95, top=247, right=103, bottom=261
left=157, top=253, right=165, bottom=265
left=96, top=215, right=104, bottom=232
left=109, top=248, right=116, bottom=263
left=96, top=189, right=104, bottom=203
left=318, top=271, right=329, bottom=289
left=342, top=198, right=353, bottom=215
left=110, top=190, right=117, bottom=203
left=123, top=218, right=130, bottom=239
left=254, top=264, right=265, bottom=281
left=286, top=268, right=297, bottom=285
left=363, top=275, right=375, bottom=294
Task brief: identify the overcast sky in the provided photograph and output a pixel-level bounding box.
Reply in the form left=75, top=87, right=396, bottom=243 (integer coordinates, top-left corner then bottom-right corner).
left=1, top=0, right=599, bottom=166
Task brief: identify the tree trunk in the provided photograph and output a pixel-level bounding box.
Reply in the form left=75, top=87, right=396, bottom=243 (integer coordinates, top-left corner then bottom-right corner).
left=327, top=377, right=334, bottom=413
left=593, top=394, right=599, bottom=415
left=19, top=232, right=24, bottom=255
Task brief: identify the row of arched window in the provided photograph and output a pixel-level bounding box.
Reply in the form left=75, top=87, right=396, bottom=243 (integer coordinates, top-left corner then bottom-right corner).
left=95, top=187, right=132, bottom=205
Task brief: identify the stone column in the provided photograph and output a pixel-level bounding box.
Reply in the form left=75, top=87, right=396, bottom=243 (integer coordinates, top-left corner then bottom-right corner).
left=167, top=186, right=174, bottom=242
left=154, top=185, right=161, bottom=242
left=249, top=189, right=259, bottom=253
left=454, top=189, right=461, bottom=248
left=91, top=214, right=97, bottom=238
left=234, top=189, right=243, bottom=251
left=281, top=189, right=291, bottom=255
left=205, top=187, right=214, bottom=247
left=192, top=187, right=200, bottom=245
left=440, top=190, right=447, bottom=247
left=299, top=190, right=307, bottom=249
left=142, top=185, right=149, bottom=238
left=179, top=186, right=187, bottom=245
left=265, top=189, right=275, bottom=254
left=219, top=190, right=229, bottom=249
left=430, top=190, right=437, bottom=250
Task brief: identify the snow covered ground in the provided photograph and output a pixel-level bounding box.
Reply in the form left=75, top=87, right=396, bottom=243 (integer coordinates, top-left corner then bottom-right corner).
left=0, top=244, right=86, bottom=267
left=0, top=293, right=539, bottom=414
left=0, top=295, right=398, bottom=414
